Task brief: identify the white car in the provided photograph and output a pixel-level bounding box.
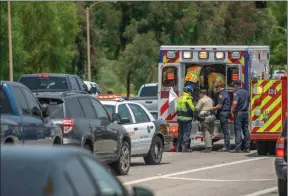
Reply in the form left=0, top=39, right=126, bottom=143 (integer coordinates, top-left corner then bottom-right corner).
left=100, top=97, right=172, bottom=165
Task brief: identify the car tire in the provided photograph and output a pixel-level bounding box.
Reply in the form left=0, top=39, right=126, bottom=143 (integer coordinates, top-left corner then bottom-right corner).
left=111, top=141, right=131, bottom=176
left=277, top=178, right=287, bottom=196
left=144, top=136, right=163, bottom=165
left=256, top=141, right=268, bottom=155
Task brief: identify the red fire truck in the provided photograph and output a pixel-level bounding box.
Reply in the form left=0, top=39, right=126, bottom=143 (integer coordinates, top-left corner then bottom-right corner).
left=156, top=45, right=286, bottom=154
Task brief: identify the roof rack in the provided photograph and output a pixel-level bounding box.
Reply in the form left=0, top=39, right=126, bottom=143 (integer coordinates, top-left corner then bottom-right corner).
left=62, top=90, right=88, bottom=96
left=97, top=94, right=126, bottom=101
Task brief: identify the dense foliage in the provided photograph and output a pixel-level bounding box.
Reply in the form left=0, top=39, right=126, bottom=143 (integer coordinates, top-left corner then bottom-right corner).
left=0, top=1, right=287, bottom=95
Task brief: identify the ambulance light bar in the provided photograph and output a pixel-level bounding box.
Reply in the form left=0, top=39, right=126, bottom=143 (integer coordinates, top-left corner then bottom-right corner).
left=97, top=94, right=123, bottom=100
left=167, top=51, right=176, bottom=59
left=215, top=51, right=225, bottom=59
left=182, top=51, right=192, bottom=59
left=198, top=51, right=208, bottom=59
left=231, top=52, right=241, bottom=59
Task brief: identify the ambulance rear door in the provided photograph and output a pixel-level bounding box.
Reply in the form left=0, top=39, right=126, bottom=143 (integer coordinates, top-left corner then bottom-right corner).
left=250, top=79, right=283, bottom=140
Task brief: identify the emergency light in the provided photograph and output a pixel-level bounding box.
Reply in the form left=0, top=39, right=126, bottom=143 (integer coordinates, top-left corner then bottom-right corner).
left=215, top=52, right=225, bottom=59
left=182, top=51, right=192, bottom=59
left=231, top=52, right=241, bottom=59
left=167, top=51, right=176, bottom=59
left=198, top=51, right=208, bottom=59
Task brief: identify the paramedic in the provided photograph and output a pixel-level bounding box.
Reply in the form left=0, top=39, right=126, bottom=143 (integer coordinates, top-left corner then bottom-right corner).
left=210, top=82, right=231, bottom=152
left=195, top=89, right=216, bottom=153
left=176, top=84, right=195, bottom=152
left=230, top=80, right=250, bottom=153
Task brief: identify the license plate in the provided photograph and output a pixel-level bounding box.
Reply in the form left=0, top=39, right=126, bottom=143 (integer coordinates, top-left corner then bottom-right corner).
left=129, top=132, right=135, bottom=136
left=252, top=120, right=264, bottom=127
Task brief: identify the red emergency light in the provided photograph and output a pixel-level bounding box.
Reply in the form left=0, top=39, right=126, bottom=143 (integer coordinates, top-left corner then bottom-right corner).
left=38, top=73, right=50, bottom=78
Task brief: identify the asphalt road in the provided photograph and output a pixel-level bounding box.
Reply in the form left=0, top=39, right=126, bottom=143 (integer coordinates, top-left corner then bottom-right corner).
left=118, top=139, right=278, bottom=196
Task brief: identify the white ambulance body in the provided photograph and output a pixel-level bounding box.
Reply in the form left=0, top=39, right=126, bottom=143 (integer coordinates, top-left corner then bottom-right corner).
left=157, top=45, right=270, bottom=142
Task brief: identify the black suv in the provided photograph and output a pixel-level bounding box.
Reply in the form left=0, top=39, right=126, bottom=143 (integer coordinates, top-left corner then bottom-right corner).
left=275, top=117, right=287, bottom=196
left=37, top=92, right=131, bottom=175
left=18, top=73, right=90, bottom=94
left=0, top=81, right=62, bottom=145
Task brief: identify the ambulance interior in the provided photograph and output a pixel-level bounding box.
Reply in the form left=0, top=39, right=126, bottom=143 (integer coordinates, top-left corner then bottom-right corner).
left=184, top=63, right=240, bottom=103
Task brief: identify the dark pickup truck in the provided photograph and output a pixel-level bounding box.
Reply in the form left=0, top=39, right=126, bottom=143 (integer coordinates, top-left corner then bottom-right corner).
left=18, top=73, right=90, bottom=94
left=0, top=81, right=63, bottom=145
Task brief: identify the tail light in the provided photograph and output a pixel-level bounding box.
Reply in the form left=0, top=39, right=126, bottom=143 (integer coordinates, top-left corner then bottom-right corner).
left=62, top=118, right=74, bottom=134
left=276, top=137, right=285, bottom=157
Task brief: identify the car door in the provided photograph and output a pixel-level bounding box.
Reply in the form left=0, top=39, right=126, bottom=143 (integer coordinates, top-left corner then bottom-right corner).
left=117, top=103, right=138, bottom=155
left=90, top=98, right=118, bottom=159
left=10, top=86, right=43, bottom=144
left=20, top=87, right=51, bottom=144
left=127, top=103, right=155, bottom=154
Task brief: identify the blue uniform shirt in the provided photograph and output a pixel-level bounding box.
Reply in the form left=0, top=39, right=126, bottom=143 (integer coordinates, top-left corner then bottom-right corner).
left=233, top=88, right=249, bottom=111
left=218, top=89, right=230, bottom=112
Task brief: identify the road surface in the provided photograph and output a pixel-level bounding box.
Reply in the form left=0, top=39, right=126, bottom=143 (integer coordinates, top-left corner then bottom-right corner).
left=118, top=140, right=278, bottom=196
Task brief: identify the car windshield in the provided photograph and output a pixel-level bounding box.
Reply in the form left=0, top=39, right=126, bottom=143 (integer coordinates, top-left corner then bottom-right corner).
left=103, top=105, right=115, bottom=117
left=139, top=86, right=158, bottom=97
left=20, top=76, right=68, bottom=91
left=38, top=98, right=64, bottom=119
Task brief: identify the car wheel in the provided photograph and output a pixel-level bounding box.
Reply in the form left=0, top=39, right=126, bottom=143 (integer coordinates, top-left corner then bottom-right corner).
left=111, top=141, right=131, bottom=176
left=278, top=178, right=287, bottom=196
left=144, top=136, right=163, bottom=165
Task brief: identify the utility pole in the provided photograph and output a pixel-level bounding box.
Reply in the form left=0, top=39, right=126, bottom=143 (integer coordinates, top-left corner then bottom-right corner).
left=8, top=0, right=13, bottom=81
left=86, top=7, right=91, bottom=82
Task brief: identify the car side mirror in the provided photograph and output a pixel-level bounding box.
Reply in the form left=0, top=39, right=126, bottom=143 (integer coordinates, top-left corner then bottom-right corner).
left=31, top=107, right=42, bottom=117
left=133, top=187, right=154, bottom=196
left=119, top=117, right=130, bottom=124
left=41, top=104, right=49, bottom=118
left=111, top=113, right=121, bottom=123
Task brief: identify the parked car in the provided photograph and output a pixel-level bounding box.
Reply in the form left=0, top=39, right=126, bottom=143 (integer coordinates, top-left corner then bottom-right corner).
left=0, top=81, right=62, bottom=145
left=271, top=70, right=287, bottom=79
left=129, top=83, right=158, bottom=119
left=18, top=73, right=89, bottom=94
left=84, top=81, right=102, bottom=95
left=99, top=95, right=173, bottom=165
left=1, top=145, right=154, bottom=196
left=275, top=117, right=287, bottom=196
left=36, top=91, right=131, bottom=175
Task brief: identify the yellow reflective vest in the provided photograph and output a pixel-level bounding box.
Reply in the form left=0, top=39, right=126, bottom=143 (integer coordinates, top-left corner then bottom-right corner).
left=185, top=66, right=202, bottom=83
left=177, top=92, right=195, bottom=121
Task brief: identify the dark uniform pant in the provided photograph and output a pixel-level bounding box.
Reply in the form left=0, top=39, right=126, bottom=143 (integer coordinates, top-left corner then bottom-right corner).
left=177, top=120, right=192, bottom=149
left=234, top=111, right=250, bottom=150
left=219, top=111, right=230, bottom=149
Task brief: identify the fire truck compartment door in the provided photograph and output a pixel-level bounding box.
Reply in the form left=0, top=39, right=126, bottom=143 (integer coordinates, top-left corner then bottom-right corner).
left=250, top=80, right=283, bottom=134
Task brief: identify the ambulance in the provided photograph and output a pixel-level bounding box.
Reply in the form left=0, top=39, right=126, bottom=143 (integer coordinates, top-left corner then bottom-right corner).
left=157, top=45, right=287, bottom=154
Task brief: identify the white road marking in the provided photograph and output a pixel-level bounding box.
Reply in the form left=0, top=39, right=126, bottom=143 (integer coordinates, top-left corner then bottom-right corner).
left=162, top=176, right=275, bottom=182
left=124, top=157, right=268, bottom=185
left=242, top=187, right=278, bottom=196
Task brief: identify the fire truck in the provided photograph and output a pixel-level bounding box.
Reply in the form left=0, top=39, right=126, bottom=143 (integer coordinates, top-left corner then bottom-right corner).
left=157, top=45, right=287, bottom=154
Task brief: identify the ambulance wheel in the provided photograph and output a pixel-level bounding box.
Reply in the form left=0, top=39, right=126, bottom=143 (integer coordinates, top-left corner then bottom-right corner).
left=256, top=141, right=268, bottom=155
left=144, top=136, right=163, bottom=165
left=268, top=141, right=276, bottom=155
